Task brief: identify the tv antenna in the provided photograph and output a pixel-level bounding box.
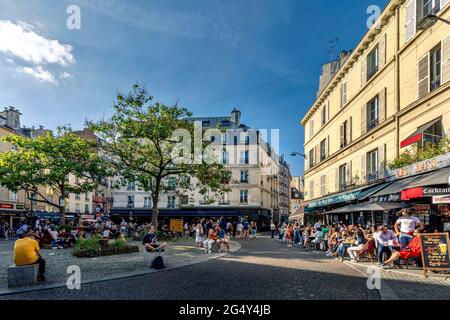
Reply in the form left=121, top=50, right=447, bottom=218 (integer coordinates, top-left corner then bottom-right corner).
left=327, top=37, right=339, bottom=75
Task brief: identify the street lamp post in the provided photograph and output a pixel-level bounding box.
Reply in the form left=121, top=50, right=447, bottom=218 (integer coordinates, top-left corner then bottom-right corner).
left=417, top=14, right=450, bottom=30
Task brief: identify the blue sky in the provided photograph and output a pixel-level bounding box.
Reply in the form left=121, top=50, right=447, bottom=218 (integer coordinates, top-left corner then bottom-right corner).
left=0, top=0, right=387, bottom=176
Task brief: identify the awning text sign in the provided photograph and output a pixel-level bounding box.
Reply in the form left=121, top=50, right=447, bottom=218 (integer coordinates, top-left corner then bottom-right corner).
left=423, top=187, right=450, bottom=196
left=433, top=196, right=450, bottom=204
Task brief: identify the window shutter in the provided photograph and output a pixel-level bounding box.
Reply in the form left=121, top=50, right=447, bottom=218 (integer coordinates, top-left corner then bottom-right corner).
left=321, top=175, right=326, bottom=196
left=361, top=104, right=367, bottom=135
left=405, top=0, right=416, bottom=43
left=347, top=161, right=353, bottom=185
left=379, top=87, right=387, bottom=123
left=361, top=154, right=366, bottom=184
left=361, top=57, right=367, bottom=87
left=315, top=146, right=319, bottom=165
left=378, top=144, right=386, bottom=179
left=340, top=123, right=345, bottom=148
left=335, top=167, right=340, bottom=192
left=326, top=135, right=330, bottom=158
left=327, top=101, right=330, bottom=122
left=442, top=34, right=450, bottom=85
left=348, top=117, right=353, bottom=144
left=418, top=53, right=430, bottom=99
left=379, top=33, right=387, bottom=67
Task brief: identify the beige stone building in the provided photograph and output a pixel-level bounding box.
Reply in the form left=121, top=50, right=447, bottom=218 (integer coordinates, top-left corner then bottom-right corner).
left=301, top=0, right=450, bottom=226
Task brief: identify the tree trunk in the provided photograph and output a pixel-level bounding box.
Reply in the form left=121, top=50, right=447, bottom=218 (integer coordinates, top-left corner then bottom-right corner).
left=60, top=206, right=66, bottom=227
left=152, top=206, right=159, bottom=228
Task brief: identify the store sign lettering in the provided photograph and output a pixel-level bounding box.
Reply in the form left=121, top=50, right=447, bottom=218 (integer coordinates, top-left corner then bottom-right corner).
left=0, top=203, right=14, bottom=209
left=432, top=196, right=450, bottom=204
left=369, top=194, right=401, bottom=202
left=424, top=187, right=450, bottom=196
left=414, top=159, right=437, bottom=174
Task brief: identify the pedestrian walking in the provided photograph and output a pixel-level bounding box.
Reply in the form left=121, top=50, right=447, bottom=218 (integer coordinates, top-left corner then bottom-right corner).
left=270, top=221, right=276, bottom=239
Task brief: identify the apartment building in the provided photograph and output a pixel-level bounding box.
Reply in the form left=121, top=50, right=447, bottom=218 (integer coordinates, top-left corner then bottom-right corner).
left=301, top=0, right=450, bottom=228
left=111, top=109, right=289, bottom=227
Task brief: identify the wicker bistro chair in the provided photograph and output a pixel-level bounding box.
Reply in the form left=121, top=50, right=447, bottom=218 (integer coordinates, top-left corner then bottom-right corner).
left=357, top=238, right=376, bottom=264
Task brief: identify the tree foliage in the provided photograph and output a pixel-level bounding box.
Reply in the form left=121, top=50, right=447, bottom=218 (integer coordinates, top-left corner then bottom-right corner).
left=0, top=127, right=108, bottom=225
left=88, top=84, right=231, bottom=226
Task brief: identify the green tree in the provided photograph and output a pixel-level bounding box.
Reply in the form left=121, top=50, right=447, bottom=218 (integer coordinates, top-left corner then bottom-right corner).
left=0, top=127, right=108, bottom=226
left=88, top=84, right=231, bottom=227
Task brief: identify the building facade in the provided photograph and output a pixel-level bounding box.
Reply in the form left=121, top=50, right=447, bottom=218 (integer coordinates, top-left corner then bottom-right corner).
left=301, top=0, right=450, bottom=228
left=111, top=109, right=290, bottom=227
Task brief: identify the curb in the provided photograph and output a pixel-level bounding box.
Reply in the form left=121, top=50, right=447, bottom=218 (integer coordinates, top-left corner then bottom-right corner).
left=0, top=241, right=242, bottom=296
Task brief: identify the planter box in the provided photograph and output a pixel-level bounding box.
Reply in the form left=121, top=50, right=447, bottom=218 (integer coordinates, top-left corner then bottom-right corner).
left=74, top=245, right=139, bottom=258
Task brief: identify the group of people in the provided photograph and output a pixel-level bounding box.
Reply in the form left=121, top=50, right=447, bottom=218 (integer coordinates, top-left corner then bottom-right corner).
left=276, top=208, right=427, bottom=268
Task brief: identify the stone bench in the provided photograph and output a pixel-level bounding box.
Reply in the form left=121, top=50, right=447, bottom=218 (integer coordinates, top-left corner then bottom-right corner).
left=7, top=264, right=39, bottom=288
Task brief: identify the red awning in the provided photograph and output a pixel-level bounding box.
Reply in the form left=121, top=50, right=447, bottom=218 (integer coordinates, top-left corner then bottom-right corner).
left=400, top=117, right=442, bottom=148
left=401, top=187, right=424, bottom=201
left=400, top=133, right=423, bottom=148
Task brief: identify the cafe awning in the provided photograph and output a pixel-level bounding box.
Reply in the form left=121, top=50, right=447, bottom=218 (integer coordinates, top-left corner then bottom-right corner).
left=305, top=182, right=389, bottom=211
left=400, top=117, right=442, bottom=148
left=370, top=166, right=450, bottom=201
left=325, top=202, right=409, bottom=214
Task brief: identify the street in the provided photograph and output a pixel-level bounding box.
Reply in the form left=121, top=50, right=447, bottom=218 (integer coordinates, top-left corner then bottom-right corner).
left=3, top=234, right=448, bottom=300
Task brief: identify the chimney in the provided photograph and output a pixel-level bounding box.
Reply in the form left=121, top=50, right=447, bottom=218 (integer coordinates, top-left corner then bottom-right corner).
left=230, top=108, right=241, bottom=129
left=3, top=106, right=21, bottom=130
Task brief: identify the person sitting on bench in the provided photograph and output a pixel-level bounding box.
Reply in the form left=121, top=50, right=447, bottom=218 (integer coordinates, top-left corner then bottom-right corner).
left=143, top=226, right=167, bottom=252
left=382, top=229, right=423, bottom=269
left=13, top=230, right=46, bottom=282
left=216, top=226, right=230, bottom=253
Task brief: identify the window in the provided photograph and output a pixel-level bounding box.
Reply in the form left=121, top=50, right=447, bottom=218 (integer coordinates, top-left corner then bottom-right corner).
left=240, top=170, right=249, bottom=183
left=422, top=119, right=443, bottom=148
left=127, top=195, right=135, bottom=208
left=85, top=204, right=89, bottom=214
left=75, top=193, right=80, bottom=200
left=220, top=193, right=230, bottom=205
left=240, top=151, right=249, bottom=164
left=240, top=190, right=249, bottom=204
left=167, top=177, right=177, bottom=190
left=340, top=120, right=349, bottom=148
left=85, top=194, right=89, bottom=201
left=430, top=43, right=441, bottom=92
left=202, top=120, right=211, bottom=128
left=180, top=195, right=189, bottom=206
left=167, top=196, right=176, bottom=209
left=309, top=149, right=315, bottom=168
left=9, top=190, right=18, bottom=201
left=75, top=203, right=80, bottom=214
left=310, top=119, right=315, bottom=138
left=144, top=196, right=152, bottom=208
left=367, top=96, right=379, bottom=130
left=221, top=133, right=228, bottom=144
left=222, top=151, right=229, bottom=165
left=320, top=139, right=327, bottom=161
left=367, top=45, right=379, bottom=81
left=221, top=120, right=230, bottom=127
left=339, top=164, right=347, bottom=191
left=417, top=0, right=440, bottom=23
left=367, top=149, right=378, bottom=182
left=127, top=181, right=136, bottom=191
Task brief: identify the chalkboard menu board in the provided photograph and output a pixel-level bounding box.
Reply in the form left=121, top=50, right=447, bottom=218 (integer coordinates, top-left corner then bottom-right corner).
left=420, top=233, right=450, bottom=277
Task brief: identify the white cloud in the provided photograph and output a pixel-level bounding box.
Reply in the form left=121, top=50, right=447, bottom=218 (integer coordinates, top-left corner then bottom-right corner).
left=16, top=66, right=58, bottom=85
left=0, top=20, right=75, bottom=66
left=59, top=72, right=73, bottom=80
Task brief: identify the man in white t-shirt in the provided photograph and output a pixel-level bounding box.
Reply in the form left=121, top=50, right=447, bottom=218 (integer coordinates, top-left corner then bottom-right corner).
left=394, top=208, right=423, bottom=249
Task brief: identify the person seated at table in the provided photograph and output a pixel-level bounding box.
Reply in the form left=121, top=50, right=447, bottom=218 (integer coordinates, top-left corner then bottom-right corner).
left=59, top=229, right=76, bottom=248
left=143, top=226, right=167, bottom=253
left=216, top=226, right=230, bottom=253
left=311, top=227, right=324, bottom=250
left=13, top=230, right=46, bottom=282
left=376, top=225, right=399, bottom=266
left=335, top=230, right=354, bottom=262
left=347, top=226, right=367, bottom=262
left=382, top=229, right=423, bottom=269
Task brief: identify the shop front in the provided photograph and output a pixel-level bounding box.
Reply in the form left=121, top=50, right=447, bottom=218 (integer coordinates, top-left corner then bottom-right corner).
left=0, top=202, right=28, bottom=228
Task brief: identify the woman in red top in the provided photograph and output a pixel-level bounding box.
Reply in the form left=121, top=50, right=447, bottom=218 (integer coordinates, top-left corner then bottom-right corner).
left=383, top=229, right=422, bottom=268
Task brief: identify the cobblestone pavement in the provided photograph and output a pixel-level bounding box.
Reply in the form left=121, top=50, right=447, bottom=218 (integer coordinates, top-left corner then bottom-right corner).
left=0, top=237, right=239, bottom=293
left=2, top=235, right=448, bottom=300
left=1, top=234, right=380, bottom=300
